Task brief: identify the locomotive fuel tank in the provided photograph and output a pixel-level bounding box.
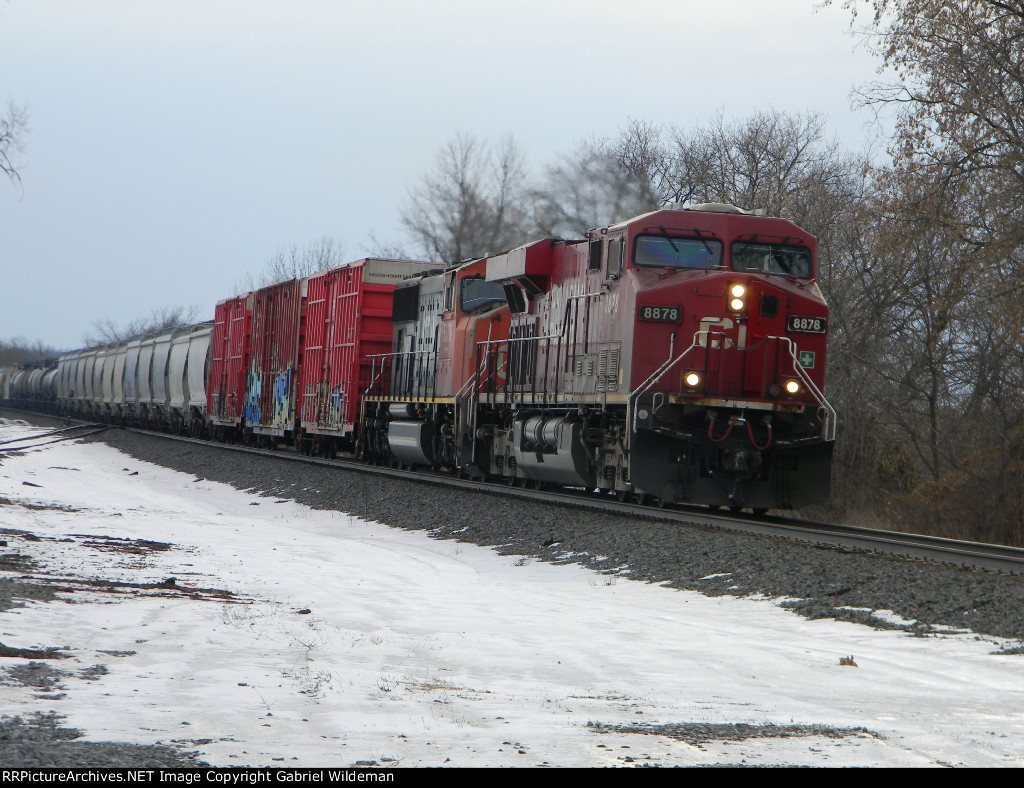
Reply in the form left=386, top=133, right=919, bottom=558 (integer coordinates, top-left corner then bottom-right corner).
left=512, top=415, right=596, bottom=488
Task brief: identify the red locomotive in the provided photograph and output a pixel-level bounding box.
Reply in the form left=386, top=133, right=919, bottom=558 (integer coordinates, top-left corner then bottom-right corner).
left=360, top=203, right=835, bottom=510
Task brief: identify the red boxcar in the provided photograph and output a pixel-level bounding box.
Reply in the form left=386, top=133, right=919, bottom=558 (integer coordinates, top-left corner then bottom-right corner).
left=245, top=278, right=305, bottom=439
left=300, top=258, right=441, bottom=448
left=208, top=293, right=253, bottom=431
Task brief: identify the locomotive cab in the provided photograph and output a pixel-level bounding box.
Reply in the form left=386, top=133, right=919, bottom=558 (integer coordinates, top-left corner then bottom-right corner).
left=622, top=205, right=835, bottom=509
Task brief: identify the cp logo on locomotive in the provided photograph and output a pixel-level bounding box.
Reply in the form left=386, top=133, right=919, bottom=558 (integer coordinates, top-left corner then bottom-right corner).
left=698, top=316, right=747, bottom=349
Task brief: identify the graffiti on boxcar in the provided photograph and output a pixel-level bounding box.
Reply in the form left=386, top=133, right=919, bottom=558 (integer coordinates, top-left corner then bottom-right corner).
left=272, top=365, right=292, bottom=428
left=244, top=365, right=262, bottom=424
left=329, top=384, right=344, bottom=423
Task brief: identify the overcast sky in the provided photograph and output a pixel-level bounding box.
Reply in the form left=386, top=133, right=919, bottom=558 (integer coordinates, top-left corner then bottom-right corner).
left=0, top=0, right=883, bottom=350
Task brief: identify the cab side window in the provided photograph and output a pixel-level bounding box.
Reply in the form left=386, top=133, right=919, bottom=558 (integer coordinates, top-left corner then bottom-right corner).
left=608, top=238, right=624, bottom=278
left=444, top=275, right=455, bottom=312
left=589, top=239, right=603, bottom=272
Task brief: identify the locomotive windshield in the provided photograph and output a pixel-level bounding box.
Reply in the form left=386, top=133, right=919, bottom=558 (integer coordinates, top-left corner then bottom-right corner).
left=730, top=241, right=813, bottom=278
left=633, top=235, right=722, bottom=270
left=460, top=276, right=507, bottom=313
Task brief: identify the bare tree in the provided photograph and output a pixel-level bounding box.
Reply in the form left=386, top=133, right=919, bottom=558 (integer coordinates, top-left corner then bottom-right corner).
left=365, top=231, right=412, bottom=261
left=0, top=101, right=27, bottom=187
left=0, top=336, right=64, bottom=365
left=528, top=135, right=659, bottom=239
left=611, top=109, right=868, bottom=298
left=664, top=111, right=859, bottom=235
left=838, top=0, right=1024, bottom=248
left=81, top=304, right=203, bottom=346
left=235, top=237, right=346, bottom=293
left=612, top=118, right=671, bottom=209
left=830, top=0, right=1024, bottom=542
left=400, top=134, right=528, bottom=262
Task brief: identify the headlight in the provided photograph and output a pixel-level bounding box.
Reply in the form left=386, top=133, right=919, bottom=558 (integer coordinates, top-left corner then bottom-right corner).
left=684, top=372, right=701, bottom=388
left=728, top=284, right=746, bottom=312
left=784, top=379, right=801, bottom=395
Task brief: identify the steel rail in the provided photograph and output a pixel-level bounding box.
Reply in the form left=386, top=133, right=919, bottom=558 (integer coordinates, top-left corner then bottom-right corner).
left=4, top=407, right=1023, bottom=577
left=0, top=421, right=105, bottom=446
left=0, top=423, right=110, bottom=452
left=126, top=427, right=1024, bottom=577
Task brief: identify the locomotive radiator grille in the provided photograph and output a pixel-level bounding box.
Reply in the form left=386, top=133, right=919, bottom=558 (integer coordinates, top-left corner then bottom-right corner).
left=597, top=348, right=620, bottom=392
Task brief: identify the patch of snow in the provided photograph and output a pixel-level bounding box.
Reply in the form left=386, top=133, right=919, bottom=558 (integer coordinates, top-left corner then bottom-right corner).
left=1, top=423, right=1023, bottom=767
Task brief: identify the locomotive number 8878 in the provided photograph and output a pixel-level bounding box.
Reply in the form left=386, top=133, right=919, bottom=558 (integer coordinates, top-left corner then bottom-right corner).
left=359, top=202, right=835, bottom=511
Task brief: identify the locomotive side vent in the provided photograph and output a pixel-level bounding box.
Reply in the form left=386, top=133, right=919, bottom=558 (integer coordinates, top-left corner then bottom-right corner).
left=596, top=348, right=620, bottom=392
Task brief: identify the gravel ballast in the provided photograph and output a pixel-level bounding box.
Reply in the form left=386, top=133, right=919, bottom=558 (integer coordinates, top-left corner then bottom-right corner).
left=82, top=426, right=1024, bottom=644
left=0, top=713, right=208, bottom=768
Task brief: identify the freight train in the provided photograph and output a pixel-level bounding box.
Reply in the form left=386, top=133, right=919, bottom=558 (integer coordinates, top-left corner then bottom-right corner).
left=1, top=203, right=836, bottom=511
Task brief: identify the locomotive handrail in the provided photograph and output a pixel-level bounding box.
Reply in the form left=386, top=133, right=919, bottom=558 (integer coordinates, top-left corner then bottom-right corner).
left=627, top=331, right=705, bottom=443
left=468, top=292, right=603, bottom=355
left=626, top=332, right=837, bottom=445
left=469, top=291, right=603, bottom=406
left=777, top=336, right=837, bottom=442
left=363, top=354, right=390, bottom=400
left=364, top=348, right=438, bottom=402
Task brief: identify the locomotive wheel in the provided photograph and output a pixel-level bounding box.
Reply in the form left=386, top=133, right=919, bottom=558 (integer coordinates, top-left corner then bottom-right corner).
left=616, top=489, right=628, bottom=502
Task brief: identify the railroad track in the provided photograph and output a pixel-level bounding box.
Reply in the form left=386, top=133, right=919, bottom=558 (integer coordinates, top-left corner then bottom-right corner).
left=0, top=421, right=110, bottom=452
left=5, top=407, right=1024, bottom=577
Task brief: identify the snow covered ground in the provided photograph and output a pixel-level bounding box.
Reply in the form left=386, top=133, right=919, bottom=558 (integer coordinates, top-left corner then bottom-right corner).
left=1, top=421, right=1022, bottom=768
